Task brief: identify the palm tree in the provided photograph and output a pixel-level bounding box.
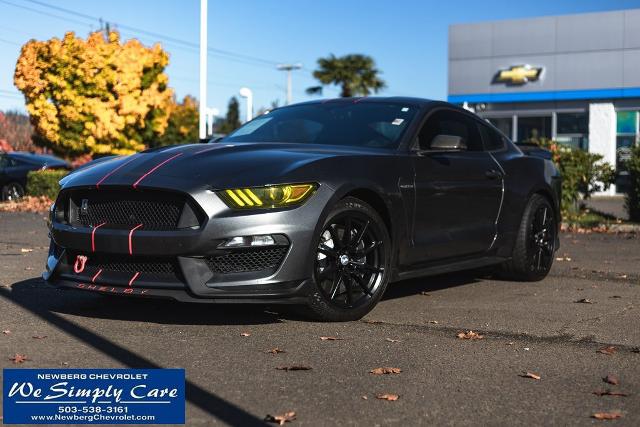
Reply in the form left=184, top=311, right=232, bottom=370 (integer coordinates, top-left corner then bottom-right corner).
left=306, top=54, right=386, bottom=98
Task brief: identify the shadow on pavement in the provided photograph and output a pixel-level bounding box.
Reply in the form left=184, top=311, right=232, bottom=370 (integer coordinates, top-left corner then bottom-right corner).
left=1, top=279, right=269, bottom=426
left=383, top=270, right=485, bottom=301
left=7, top=278, right=284, bottom=326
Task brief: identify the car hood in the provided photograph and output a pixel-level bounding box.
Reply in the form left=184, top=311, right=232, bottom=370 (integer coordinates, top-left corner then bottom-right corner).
left=60, top=142, right=392, bottom=190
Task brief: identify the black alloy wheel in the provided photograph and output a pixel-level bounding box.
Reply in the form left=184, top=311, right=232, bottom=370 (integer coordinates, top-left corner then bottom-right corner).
left=527, top=203, right=555, bottom=274
left=306, top=197, right=390, bottom=321
left=500, top=193, right=557, bottom=281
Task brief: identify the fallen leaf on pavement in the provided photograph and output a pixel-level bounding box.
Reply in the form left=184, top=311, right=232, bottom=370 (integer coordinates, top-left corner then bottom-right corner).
left=457, top=331, right=484, bottom=340
left=429, top=320, right=439, bottom=324
left=608, top=295, right=622, bottom=299
left=370, top=367, right=401, bottom=375
left=591, top=412, right=622, bottom=420
left=276, top=366, right=312, bottom=371
left=385, top=338, right=400, bottom=343
left=264, top=411, right=296, bottom=425
left=2, top=330, right=10, bottom=335
left=266, top=348, right=285, bottom=354
left=420, top=292, right=431, bottom=296
left=376, top=393, right=399, bottom=401
left=10, top=354, right=29, bottom=364
left=597, top=346, right=617, bottom=355
left=603, top=374, right=619, bottom=385
left=574, top=298, right=594, bottom=304
left=240, top=332, right=251, bottom=337
left=519, top=372, right=541, bottom=380
left=320, top=336, right=342, bottom=341
left=32, top=335, right=47, bottom=339
left=592, top=390, right=628, bottom=397
left=20, top=248, right=33, bottom=253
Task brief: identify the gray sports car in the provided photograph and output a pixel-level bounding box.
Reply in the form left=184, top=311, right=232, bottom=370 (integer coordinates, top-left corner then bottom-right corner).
left=45, top=98, right=561, bottom=321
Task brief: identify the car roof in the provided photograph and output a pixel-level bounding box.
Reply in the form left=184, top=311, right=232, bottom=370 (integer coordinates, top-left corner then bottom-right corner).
left=7, top=152, right=68, bottom=165
left=275, top=97, right=468, bottom=113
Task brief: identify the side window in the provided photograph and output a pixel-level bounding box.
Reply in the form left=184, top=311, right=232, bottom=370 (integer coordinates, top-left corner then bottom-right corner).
left=478, top=123, right=506, bottom=151
left=0, top=155, right=7, bottom=169
left=417, top=110, right=483, bottom=151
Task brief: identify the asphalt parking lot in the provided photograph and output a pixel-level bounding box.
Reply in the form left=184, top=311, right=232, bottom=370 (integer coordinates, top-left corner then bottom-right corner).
left=1, top=212, right=639, bottom=426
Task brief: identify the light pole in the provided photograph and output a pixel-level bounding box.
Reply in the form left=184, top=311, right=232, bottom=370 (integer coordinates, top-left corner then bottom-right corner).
left=277, top=63, right=302, bottom=105
left=239, top=87, right=253, bottom=122
left=199, top=0, right=208, bottom=140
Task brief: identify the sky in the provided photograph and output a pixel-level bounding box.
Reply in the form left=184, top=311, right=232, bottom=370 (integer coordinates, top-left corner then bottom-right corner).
left=2, top=0, right=640, bottom=121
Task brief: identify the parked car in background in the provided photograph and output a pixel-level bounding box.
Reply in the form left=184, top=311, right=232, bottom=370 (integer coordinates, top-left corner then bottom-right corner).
left=0, top=151, right=70, bottom=201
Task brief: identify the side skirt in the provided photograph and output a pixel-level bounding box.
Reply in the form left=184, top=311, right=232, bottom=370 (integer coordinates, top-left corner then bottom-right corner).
left=393, top=256, right=506, bottom=282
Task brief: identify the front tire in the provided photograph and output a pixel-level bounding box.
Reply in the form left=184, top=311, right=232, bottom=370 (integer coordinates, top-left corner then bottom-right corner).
left=304, top=197, right=391, bottom=321
left=501, top=194, right=556, bottom=281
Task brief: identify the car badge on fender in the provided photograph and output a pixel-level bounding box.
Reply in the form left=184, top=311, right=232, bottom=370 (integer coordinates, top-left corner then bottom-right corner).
left=74, top=255, right=88, bottom=273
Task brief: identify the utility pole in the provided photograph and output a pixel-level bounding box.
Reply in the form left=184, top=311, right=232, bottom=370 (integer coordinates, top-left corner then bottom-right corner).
left=277, top=63, right=302, bottom=105
left=199, top=0, right=208, bottom=139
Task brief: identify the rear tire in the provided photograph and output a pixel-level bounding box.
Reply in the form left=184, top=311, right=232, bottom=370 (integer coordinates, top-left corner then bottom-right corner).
left=303, top=197, right=391, bottom=322
left=500, top=194, right=556, bottom=281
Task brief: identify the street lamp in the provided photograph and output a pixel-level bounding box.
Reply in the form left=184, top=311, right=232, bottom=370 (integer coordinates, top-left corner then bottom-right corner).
left=239, top=87, right=253, bottom=122
left=277, top=63, right=302, bottom=105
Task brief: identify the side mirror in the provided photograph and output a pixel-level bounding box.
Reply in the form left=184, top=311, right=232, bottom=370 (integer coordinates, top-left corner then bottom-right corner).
left=430, top=134, right=467, bottom=151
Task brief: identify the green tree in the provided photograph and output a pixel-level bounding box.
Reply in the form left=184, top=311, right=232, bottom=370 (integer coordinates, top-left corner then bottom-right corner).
left=306, top=54, right=386, bottom=97
left=154, top=95, right=199, bottom=147
left=218, top=97, right=241, bottom=134
left=531, top=138, right=616, bottom=214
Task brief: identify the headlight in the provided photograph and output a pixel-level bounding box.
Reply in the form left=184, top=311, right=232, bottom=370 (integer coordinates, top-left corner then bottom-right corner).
left=218, top=183, right=317, bottom=209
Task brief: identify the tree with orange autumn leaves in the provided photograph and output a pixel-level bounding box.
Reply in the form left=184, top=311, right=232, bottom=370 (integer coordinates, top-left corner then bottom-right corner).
left=14, top=30, right=175, bottom=156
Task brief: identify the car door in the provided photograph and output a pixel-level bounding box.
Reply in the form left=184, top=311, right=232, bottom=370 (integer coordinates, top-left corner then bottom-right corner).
left=408, top=109, right=503, bottom=264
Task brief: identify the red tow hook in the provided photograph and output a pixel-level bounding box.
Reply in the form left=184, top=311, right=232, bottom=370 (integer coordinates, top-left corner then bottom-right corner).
left=73, top=255, right=88, bottom=274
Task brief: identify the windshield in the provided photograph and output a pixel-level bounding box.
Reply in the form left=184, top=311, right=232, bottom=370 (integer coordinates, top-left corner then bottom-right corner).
left=223, top=102, right=418, bottom=149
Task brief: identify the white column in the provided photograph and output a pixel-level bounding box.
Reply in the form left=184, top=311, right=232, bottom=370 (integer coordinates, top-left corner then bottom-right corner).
left=198, top=0, right=208, bottom=139
left=588, top=103, right=617, bottom=195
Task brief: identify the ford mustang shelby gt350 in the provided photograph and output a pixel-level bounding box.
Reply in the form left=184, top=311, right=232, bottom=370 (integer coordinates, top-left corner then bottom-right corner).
left=45, top=98, right=561, bottom=321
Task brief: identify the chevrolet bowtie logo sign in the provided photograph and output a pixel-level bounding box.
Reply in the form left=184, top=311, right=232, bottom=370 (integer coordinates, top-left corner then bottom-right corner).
left=493, top=65, right=543, bottom=85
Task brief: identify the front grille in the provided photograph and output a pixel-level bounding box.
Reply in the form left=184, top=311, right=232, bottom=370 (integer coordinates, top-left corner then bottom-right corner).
left=68, top=252, right=179, bottom=277
left=62, top=189, right=202, bottom=231
left=206, top=247, right=288, bottom=274
left=91, top=254, right=178, bottom=276
left=77, top=199, right=182, bottom=230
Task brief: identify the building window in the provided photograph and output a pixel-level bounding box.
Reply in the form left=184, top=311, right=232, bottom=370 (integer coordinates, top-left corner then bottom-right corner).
left=517, top=116, right=551, bottom=142
left=616, top=111, right=639, bottom=194
left=487, top=118, right=512, bottom=139
left=556, top=112, right=588, bottom=150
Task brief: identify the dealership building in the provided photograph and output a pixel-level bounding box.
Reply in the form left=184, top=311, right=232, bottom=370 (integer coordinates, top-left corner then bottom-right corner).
left=448, top=8, right=640, bottom=194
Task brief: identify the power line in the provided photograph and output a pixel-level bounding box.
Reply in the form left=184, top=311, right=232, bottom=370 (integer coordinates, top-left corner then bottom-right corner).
left=2, top=0, right=281, bottom=71
left=23, top=0, right=282, bottom=67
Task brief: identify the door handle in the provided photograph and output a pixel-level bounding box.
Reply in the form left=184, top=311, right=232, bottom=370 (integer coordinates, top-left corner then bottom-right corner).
left=485, top=169, right=503, bottom=180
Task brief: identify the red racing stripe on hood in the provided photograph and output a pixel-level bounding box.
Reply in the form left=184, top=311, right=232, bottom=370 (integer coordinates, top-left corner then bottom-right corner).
left=132, top=152, right=183, bottom=189
left=96, top=156, right=139, bottom=189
